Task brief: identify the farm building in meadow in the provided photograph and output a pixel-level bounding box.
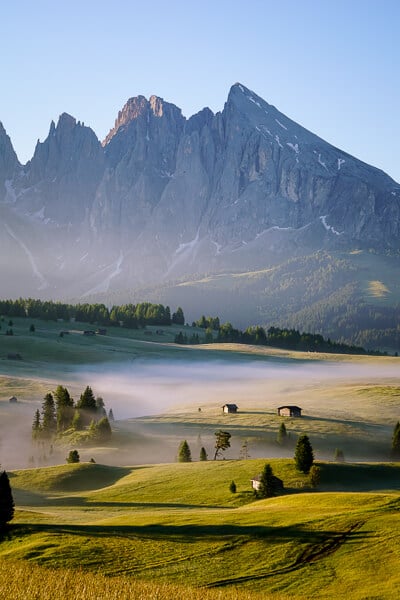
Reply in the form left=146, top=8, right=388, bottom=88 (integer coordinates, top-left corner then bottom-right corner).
left=251, top=473, right=284, bottom=493
left=222, top=404, right=238, bottom=414
left=277, top=405, right=302, bottom=417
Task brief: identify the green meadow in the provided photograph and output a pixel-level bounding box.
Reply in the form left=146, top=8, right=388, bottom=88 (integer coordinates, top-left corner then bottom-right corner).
left=0, top=316, right=400, bottom=597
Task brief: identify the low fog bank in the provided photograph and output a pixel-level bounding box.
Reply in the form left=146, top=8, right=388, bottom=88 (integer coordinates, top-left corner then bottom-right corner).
left=73, top=359, right=400, bottom=421
left=1, top=357, right=398, bottom=470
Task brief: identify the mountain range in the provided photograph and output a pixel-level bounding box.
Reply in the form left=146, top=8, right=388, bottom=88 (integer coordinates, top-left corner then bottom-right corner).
left=1, top=84, right=399, bottom=349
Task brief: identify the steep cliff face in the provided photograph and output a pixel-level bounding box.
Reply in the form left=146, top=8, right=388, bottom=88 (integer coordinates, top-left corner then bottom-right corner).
left=0, top=83, right=399, bottom=299
left=13, top=113, right=105, bottom=226
left=0, top=121, right=20, bottom=201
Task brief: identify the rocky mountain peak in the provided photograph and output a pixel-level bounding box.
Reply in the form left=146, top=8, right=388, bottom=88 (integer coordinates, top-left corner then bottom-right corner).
left=0, top=121, right=20, bottom=199
left=57, top=112, right=77, bottom=130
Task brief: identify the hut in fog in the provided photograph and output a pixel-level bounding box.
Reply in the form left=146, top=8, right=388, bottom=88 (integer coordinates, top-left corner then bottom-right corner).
left=222, top=404, right=238, bottom=414
left=277, top=405, right=302, bottom=417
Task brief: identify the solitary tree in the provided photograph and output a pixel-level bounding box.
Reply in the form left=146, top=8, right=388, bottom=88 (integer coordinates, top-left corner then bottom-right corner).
left=178, top=440, right=192, bottom=462
left=199, top=447, right=208, bottom=461
left=213, top=430, right=231, bottom=460
left=108, top=408, right=115, bottom=421
left=66, top=450, right=80, bottom=464
left=256, top=463, right=283, bottom=498
left=294, top=434, right=314, bottom=473
left=229, top=480, right=237, bottom=493
left=0, top=470, right=15, bottom=528
left=391, top=422, right=400, bottom=459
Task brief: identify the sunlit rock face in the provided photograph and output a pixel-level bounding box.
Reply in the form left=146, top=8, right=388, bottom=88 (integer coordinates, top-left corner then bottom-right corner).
left=0, top=84, right=399, bottom=298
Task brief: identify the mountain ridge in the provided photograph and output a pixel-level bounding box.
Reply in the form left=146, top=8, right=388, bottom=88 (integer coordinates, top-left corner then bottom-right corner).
left=0, top=83, right=399, bottom=348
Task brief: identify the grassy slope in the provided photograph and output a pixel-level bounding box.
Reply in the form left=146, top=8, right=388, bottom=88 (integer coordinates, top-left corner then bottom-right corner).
left=3, top=460, right=400, bottom=598
left=1, top=317, right=399, bottom=596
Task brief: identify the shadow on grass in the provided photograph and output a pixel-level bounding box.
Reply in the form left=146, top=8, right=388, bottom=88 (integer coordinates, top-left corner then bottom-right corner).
left=11, top=521, right=372, bottom=546
left=319, top=462, right=400, bottom=491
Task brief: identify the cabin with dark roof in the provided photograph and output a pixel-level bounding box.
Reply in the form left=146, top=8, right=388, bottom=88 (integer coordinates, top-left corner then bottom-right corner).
left=222, top=404, right=238, bottom=414
left=277, top=405, right=302, bottom=417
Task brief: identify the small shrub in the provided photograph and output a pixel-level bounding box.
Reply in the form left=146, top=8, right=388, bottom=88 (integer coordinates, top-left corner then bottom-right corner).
left=66, top=450, right=80, bottom=464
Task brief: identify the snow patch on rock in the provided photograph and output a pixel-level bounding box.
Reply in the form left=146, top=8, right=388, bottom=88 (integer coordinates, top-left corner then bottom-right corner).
left=320, top=215, right=343, bottom=236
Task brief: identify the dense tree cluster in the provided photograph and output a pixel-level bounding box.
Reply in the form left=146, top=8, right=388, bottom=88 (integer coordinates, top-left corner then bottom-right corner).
left=193, top=315, right=220, bottom=330
left=1, top=296, right=390, bottom=355
left=0, top=298, right=182, bottom=329
left=174, top=332, right=201, bottom=345
left=212, top=322, right=381, bottom=355
left=32, top=385, right=113, bottom=443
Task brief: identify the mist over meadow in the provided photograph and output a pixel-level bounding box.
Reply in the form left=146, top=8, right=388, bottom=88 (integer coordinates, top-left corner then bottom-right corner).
left=1, top=356, right=398, bottom=470
left=73, top=358, right=400, bottom=420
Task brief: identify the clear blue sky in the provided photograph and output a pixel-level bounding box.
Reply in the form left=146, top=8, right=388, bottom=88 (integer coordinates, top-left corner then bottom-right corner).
left=1, top=0, right=399, bottom=182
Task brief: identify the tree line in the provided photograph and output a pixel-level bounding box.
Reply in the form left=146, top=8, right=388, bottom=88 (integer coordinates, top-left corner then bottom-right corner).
left=0, top=298, right=185, bottom=328
left=176, top=316, right=380, bottom=355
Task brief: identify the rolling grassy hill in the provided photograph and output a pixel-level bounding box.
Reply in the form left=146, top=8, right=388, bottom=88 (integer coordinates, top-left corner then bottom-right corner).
left=2, top=460, right=400, bottom=598
left=0, top=316, right=399, bottom=597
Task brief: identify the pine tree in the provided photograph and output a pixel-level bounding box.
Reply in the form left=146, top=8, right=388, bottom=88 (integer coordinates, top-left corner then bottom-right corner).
left=229, top=480, right=237, bottom=493
left=391, top=422, right=400, bottom=459
left=71, top=409, right=84, bottom=430
left=0, top=470, right=15, bottom=528
left=54, top=385, right=74, bottom=431
left=32, top=409, right=41, bottom=438
left=76, top=386, right=97, bottom=425
left=95, top=417, right=112, bottom=442
left=41, top=393, right=57, bottom=436
left=213, top=430, right=231, bottom=460
left=199, top=447, right=207, bottom=461
left=178, top=440, right=192, bottom=462
left=294, top=435, right=314, bottom=473
left=257, top=463, right=283, bottom=498
left=77, top=386, right=97, bottom=412
left=108, top=408, right=115, bottom=421
left=277, top=422, right=288, bottom=445
left=172, top=307, right=185, bottom=325
left=95, top=396, right=106, bottom=417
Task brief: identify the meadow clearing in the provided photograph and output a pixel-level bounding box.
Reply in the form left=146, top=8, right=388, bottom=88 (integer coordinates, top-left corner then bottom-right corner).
left=0, top=317, right=399, bottom=598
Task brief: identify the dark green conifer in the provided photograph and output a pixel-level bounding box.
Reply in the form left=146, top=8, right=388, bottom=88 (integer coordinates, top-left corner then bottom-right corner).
left=178, top=440, right=192, bottom=462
